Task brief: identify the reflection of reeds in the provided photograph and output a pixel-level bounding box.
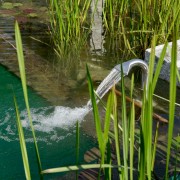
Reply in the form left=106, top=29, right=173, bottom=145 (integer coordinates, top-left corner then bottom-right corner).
left=48, top=0, right=92, bottom=58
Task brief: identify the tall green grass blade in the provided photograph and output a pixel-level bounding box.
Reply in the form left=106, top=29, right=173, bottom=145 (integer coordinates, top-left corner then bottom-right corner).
left=152, top=93, right=180, bottom=108
left=100, top=90, right=114, bottom=176
left=48, top=0, right=91, bottom=58
left=138, top=36, right=156, bottom=177
left=160, top=2, right=180, bottom=38
left=15, top=21, right=43, bottom=177
left=146, top=77, right=153, bottom=180
left=121, top=65, right=129, bottom=180
left=86, top=64, right=116, bottom=171
left=130, top=73, right=134, bottom=99
left=14, top=96, right=31, bottom=180
left=130, top=101, right=135, bottom=180
left=152, top=41, right=168, bottom=92
left=42, top=164, right=121, bottom=174
left=151, top=122, right=159, bottom=170
left=112, top=87, right=122, bottom=180
left=165, top=20, right=178, bottom=180
left=76, top=121, right=80, bottom=180
left=105, top=139, right=112, bottom=180
left=103, top=87, right=116, bottom=179
left=130, top=72, right=135, bottom=180
left=176, top=68, right=180, bottom=83
left=139, top=86, right=146, bottom=180
left=103, top=91, right=114, bottom=148
left=102, top=0, right=179, bottom=58
left=86, top=65, right=103, bottom=160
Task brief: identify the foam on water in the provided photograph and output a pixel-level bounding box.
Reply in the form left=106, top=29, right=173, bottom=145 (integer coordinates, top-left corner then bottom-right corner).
left=21, top=106, right=89, bottom=132
left=0, top=106, right=89, bottom=142
left=0, top=65, right=123, bottom=143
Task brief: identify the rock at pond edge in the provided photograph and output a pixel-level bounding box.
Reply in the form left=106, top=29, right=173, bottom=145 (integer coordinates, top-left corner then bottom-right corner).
left=145, top=40, right=180, bottom=87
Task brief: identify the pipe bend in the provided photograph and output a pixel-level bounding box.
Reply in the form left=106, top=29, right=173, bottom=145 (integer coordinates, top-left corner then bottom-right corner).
left=114, top=59, right=148, bottom=88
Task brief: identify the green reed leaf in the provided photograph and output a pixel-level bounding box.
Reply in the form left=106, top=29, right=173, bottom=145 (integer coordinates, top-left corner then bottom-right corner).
left=129, top=73, right=135, bottom=180
left=42, top=164, right=121, bottom=174
left=14, top=96, right=31, bottom=180
left=165, top=20, right=178, bottom=179
left=151, top=122, right=159, bottom=170
left=103, top=91, right=114, bottom=148
left=76, top=121, right=80, bottom=180
left=121, top=65, right=129, bottom=180
left=130, top=101, right=135, bottom=180
left=112, top=86, right=122, bottom=179
left=15, top=21, right=43, bottom=177
left=152, top=41, right=168, bottom=92
left=139, top=85, right=146, bottom=180
left=176, top=68, right=180, bottom=83
left=86, top=65, right=103, bottom=158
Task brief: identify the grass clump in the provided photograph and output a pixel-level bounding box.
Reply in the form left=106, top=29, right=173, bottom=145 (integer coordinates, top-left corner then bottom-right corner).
left=47, top=0, right=179, bottom=60
left=103, top=0, right=180, bottom=58
left=48, top=0, right=91, bottom=58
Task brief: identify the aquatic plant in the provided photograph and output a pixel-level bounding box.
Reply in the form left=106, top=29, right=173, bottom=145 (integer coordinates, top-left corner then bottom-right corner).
left=48, top=0, right=92, bottom=58
left=47, top=0, right=180, bottom=61
left=15, top=21, right=43, bottom=179
left=103, top=0, right=180, bottom=58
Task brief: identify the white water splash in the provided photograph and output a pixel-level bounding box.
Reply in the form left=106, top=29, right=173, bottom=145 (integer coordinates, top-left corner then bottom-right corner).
left=1, top=65, right=123, bottom=142
left=21, top=106, right=89, bottom=132
left=0, top=106, right=90, bottom=142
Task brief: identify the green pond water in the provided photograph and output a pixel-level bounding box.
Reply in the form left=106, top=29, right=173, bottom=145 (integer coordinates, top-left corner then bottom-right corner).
left=0, top=2, right=97, bottom=178
left=0, top=64, right=96, bottom=179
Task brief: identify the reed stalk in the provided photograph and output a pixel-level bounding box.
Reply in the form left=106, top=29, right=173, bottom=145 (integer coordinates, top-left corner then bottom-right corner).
left=121, top=66, right=129, bottom=180
left=48, top=0, right=91, bottom=58
left=76, top=121, right=80, bottom=180
left=102, top=0, right=180, bottom=58
left=165, top=16, right=178, bottom=179
left=15, top=21, right=43, bottom=179
left=130, top=74, right=135, bottom=180
left=14, top=96, right=31, bottom=180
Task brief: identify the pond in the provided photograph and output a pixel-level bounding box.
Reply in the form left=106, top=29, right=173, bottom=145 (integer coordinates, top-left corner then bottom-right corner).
left=0, top=1, right=98, bottom=179
left=0, top=0, right=180, bottom=179
left=0, top=64, right=98, bottom=180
